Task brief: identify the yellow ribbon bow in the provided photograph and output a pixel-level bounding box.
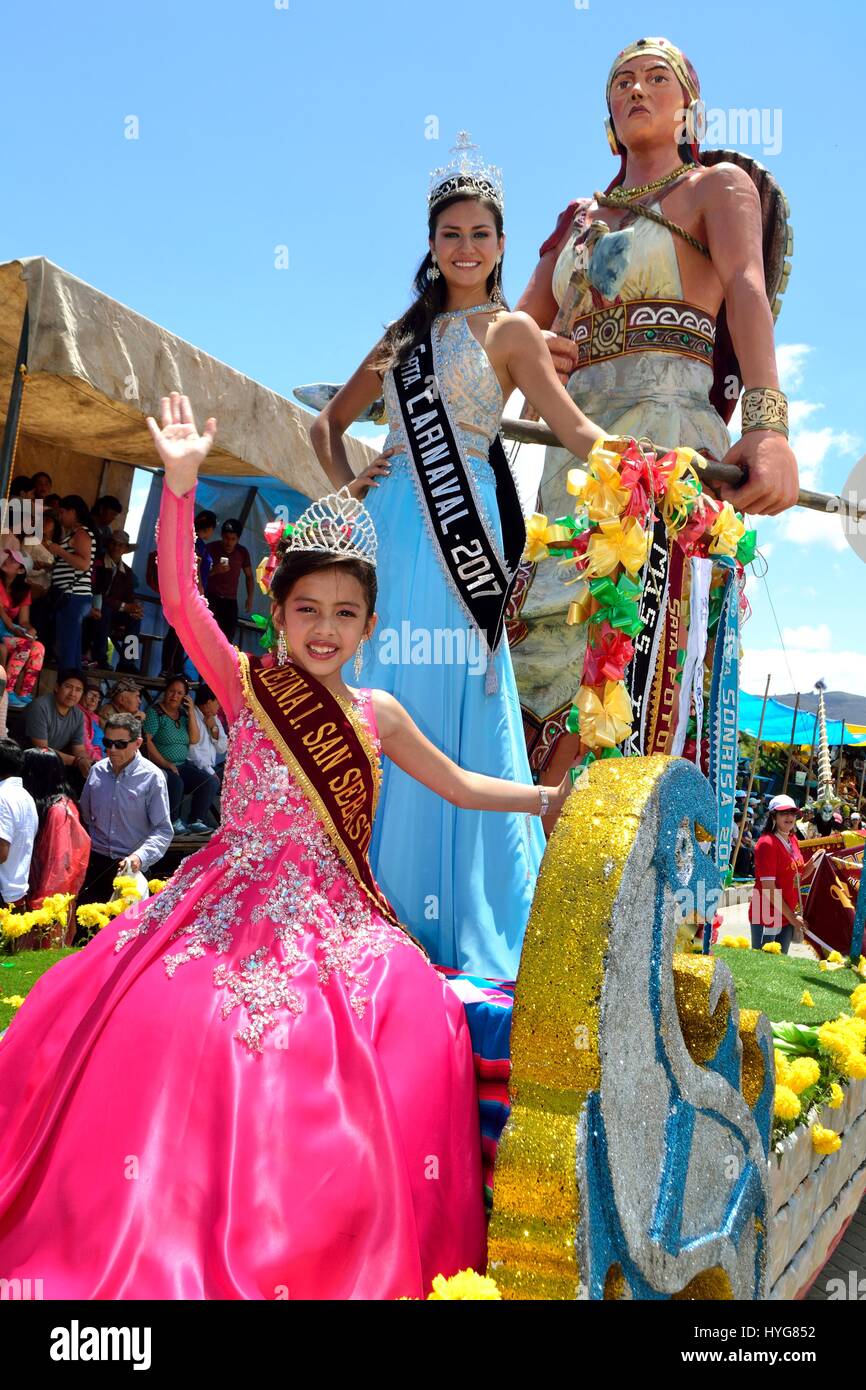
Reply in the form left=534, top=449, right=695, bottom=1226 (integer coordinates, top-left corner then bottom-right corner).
left=523, top=512, right=570, bottom=562
left=568, top=457, right=630, bottom=522
left=567, top=581, right=592, bottom=626
left=576, top=680, right=634, bottom=750
left=708, top=501, right=746, bottom=558
left=661, top=450, right=701, bottom=532
left=585, top=515, right=648, bottom=578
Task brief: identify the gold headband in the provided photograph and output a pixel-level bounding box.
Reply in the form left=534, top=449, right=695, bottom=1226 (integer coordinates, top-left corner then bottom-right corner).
left=606, top=37, right=700, bottom=108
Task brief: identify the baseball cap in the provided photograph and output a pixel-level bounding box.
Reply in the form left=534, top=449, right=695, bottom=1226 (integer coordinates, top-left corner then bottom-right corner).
left=2, top=546, right=26, bottom=566
left=107, top=530, right=136, bottom=550
left=768, top=794, right=798, bottom=813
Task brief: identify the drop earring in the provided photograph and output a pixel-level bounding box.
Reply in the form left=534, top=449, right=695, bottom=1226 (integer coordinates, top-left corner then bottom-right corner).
left=353, top=639, right=365, bottom=679
left=491, top=256, right=503, bottom=305
left=427, top=255, right=441, bottom=282
left=277, top=631, right=289, bottom=666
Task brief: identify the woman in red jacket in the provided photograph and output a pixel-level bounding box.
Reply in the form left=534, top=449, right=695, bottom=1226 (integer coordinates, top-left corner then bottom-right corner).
left=749, top=794, right=819, bottom=952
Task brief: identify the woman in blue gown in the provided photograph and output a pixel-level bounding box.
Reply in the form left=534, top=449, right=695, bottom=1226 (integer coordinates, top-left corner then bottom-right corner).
left=311, top=134, right=603, bottom=978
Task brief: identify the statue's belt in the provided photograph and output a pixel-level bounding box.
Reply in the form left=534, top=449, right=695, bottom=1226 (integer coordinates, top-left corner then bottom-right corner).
left=567, top=297, right=716, bottom=371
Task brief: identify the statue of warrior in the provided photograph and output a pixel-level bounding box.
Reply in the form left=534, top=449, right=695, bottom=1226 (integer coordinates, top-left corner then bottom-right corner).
left=508, top=36, right=797, bottom=792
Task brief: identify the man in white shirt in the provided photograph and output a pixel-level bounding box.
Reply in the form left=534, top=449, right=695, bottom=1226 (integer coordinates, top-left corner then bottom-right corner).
left=0, top=738, right=39, bottom=907
left=184, top=686, right=225, bottom=834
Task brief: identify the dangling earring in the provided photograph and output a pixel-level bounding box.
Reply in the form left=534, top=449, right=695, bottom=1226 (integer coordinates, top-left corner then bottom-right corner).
left=605, top=117, right=621, bottom=156
left=277, top=630, right=289, bottom=666
left=684, top=98, right=706, bottom=147
left=427, top=254, right=441, bottom=282
left=353, top=639, right=365, bottom=679
left=491, top=256, right=503, bottom=305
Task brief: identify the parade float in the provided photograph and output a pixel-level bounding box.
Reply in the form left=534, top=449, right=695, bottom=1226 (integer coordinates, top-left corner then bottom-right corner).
left=3, top=34, right=866, bottom=1299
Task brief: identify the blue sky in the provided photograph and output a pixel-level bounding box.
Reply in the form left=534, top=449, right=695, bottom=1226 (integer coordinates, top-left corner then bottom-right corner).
left=2, top=0, right=864, bottom=698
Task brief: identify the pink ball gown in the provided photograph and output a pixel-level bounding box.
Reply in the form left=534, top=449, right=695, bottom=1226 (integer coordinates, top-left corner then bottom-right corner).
left=0, top=483, right=486, bottom=1300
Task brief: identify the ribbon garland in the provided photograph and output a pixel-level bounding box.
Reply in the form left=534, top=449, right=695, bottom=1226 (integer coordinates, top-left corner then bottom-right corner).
left=523, top=436, right=755, bottom=760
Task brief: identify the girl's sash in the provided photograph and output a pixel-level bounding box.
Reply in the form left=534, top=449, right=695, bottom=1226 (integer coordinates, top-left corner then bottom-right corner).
left=239, top=653, right=400, bottom=926
left=391, top=329, right=525, bottom=666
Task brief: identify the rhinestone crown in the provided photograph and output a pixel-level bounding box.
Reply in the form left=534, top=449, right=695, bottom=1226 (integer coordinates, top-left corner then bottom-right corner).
left=286, top=486, right=378, bottom=567
left=428, top=131, right=504, bottom=215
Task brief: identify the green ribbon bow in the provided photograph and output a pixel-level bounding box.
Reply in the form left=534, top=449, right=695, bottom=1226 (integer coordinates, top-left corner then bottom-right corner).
left=546, top=514, right=587, bottom=558
left=251, top=612, right=276, bottom=652
left=588, top=573, right=645, bottom=637
left=736, top=529, right=757, bottom=566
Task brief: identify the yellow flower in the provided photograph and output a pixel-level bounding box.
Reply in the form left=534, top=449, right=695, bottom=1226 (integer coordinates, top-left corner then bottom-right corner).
left=828, top=1083, right=844, bottom=1109
left=819, top=961, right=830, bottom=971
left=112, top=876, right=142, bottom=901
left=811, top=1124, right=842, bottom=1155
left=773, top=1050, right=791, bottom=1085
left=828, top=950, right=844, bottom=964
left=427, top=1269, right=502, bottom=1301
left=0, top=995, right=25, bottom=1009
left=574, top=455, right=631, bottom=522
left=787, top=1057, right=821, bottom=1095
left=575, top=680, right=634, bottom=750
left=841, top=1051, right=866, bottom=1080
left=148, top=879, right=167, bottom=894
left=762, top=941, right=782, bottom=954
left=708, top=501, right=746, bottom=558
left=773, top=1085, right=801, bottom=1121
left=800, top=990, right=815, bottom=1007
left=585, top=515, right=648, bottom=579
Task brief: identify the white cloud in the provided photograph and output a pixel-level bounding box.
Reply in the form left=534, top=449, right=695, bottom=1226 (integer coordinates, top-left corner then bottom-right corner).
left=741, top=644, right=866, bottom=696
left=780, top=623, right=832, bottom=651
left=790, top=426, right=859, bottom=491
left=776, top=344, right=812, bottom=393
left=776, top=504, right=848, bottom=552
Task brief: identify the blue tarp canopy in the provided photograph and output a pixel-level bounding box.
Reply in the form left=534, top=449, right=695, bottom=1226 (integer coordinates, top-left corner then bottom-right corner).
left=739, top=692, right=861, bottom=747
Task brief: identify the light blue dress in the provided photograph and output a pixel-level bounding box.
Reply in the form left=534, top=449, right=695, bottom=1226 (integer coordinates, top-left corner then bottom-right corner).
left=346, top=305, right=545, bottom=978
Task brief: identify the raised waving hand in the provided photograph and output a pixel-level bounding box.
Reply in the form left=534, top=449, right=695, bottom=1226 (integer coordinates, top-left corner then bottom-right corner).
left=146, top=392, right=217, bottom=498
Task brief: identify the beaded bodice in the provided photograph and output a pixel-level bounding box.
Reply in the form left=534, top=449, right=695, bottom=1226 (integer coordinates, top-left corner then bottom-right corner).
left=382, top=307, right=504, bottom=463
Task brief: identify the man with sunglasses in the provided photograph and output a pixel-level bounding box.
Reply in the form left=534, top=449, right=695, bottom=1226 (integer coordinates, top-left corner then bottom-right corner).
left=77, top=712, right=172, bottom=916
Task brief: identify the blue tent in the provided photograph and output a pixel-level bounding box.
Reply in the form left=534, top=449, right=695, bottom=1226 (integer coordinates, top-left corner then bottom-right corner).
left=738, top=691, right=858, bottom=748
left=130, top=472, right=311, bottom=677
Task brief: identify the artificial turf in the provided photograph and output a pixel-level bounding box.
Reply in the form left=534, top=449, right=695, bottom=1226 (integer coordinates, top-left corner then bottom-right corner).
left=714, top=945, right=861, bottom=1025
left=0, top=949, right=76, bottom=1031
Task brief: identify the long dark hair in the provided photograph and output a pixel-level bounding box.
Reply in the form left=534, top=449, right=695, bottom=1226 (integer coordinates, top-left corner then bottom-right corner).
left=59, top=494, right=92, bottom=527
left=370, top=188, right=506, bottom=373
left=22, top=747, right=71, bottom=822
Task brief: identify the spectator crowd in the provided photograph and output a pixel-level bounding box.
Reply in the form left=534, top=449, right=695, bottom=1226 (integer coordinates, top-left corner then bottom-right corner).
left=0, top=472, right=257, bottom=943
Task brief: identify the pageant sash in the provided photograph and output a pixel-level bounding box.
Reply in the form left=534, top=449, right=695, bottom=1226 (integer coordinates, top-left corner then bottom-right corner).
left=391, top=331, right=525, bottom=665
left=671, top=557, right=712, bottom=757
left=707, top=559, right=740, bottom=871
left=646, top=542, right=687, bottom=755
left=239, top=653, right=401, bottom=926
left=623, top=511, right=670, bottom=756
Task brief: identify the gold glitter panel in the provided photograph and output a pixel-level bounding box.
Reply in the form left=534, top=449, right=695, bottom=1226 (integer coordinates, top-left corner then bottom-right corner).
left=672, top=955, right=731, bottom=1066
left=488, top=757, right=667, bottom=1300
left=737, top=1009, right=767, bottom=1111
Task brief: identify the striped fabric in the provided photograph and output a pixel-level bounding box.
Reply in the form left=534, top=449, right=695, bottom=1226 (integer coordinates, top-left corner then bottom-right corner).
left=440, top=967, right=514, bottom=1208
left=51, top=527, right=94, bottom=595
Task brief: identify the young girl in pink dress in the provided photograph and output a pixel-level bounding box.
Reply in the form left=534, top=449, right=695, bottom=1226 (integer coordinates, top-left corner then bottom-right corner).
left=0, top=393, right=570, bottom=1300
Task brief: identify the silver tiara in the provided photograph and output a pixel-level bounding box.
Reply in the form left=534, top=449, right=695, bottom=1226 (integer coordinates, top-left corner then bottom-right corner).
left=428, top=131, right=504, bottom=215
left=286, top=486, right=378, bottom=566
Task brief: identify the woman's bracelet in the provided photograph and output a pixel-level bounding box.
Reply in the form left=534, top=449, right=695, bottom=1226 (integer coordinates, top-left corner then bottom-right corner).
left=538, top=786, right=550, bottom=818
